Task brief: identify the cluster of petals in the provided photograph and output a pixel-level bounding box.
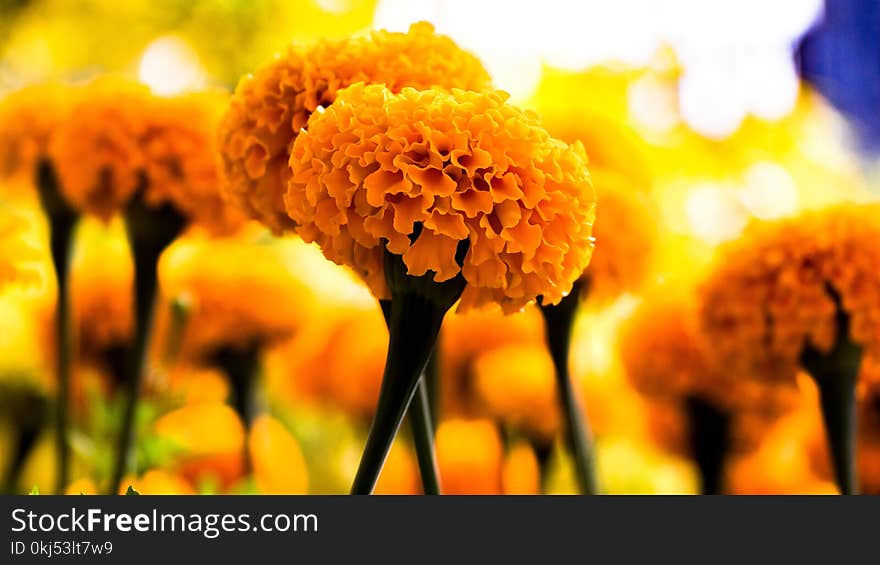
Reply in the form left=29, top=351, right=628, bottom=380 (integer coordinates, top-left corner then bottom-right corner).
left=0, top=82, right=74, bottom=182
left=585, top=168, right=657, bottom=301
left=699, top=203, right=880, bottom=385
left=287, top=83, right=596, bottom=312
left=218, top=21, right=492, bottom=233
left=48, top=77, right=240, bottom=233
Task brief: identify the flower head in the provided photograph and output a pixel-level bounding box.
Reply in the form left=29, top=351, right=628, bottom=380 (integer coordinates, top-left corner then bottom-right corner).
left=436, top=418, right=504, bottom=494
left=248, top=414, right=309, bottom=494
left=49, top=77, right=241, bottom=231
left=472, top=344, right=560, bottom=442
left=0, top=203, right=41, bottom=290
left=0, top=83, right=75, bottom=182
left=70, top=219, right=133, bottom=360
left=140, top=91, right=244, bottom=234
left=49, top=77, right=153, bottom=220
left=218, top=22, right=492, bottom=233
left=585, top=169, right=657, bottom=301
left=158, top=234, right=315, bottom=358
left=699, top=204, right=880, bottom=384
left=288, top=84, right=596, bottom=312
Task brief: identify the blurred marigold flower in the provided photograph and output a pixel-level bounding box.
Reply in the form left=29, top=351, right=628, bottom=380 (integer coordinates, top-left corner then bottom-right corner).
left=70, top=219, right=133, bottom=362
left=218, top=21, right=492, bottom=233
left=119, top=469, right=195, bottom=495
left=501, top=441, right=541, bottom=495
left=440, top=305, right=544, bottom=416
left=699, top=203, right=880, bottom=385
left=0, top=83, right=75, bottom=183
left=248, top=414, right=308, bottom=494
left=48, top=77, right=152, bottom=220
left=48, top=77, right=241, bottom=232
left=374, top=440, right=420, bottom=495
left=435, top=418, right=503, bottom=494
left=472, top=344, right=561, bottom=443
left=287, top=83, right=596, bottom=313
left=158, top=234, right=315, bottom=357
left=154, top=402, right=245, bottom=489
left=0, top=203, right=41, bottom=290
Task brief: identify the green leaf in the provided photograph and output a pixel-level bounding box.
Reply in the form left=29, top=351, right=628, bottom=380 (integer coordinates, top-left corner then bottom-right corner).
left=124, top=485, right=140, bottom=496
left=29, top=485, right=39, bottom=495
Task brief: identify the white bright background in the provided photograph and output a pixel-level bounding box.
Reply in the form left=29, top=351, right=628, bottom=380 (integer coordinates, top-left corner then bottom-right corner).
left=372, top=0, right=824, bottom=139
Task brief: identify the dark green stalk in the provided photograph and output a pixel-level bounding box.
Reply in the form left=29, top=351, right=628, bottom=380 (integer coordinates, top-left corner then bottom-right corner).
left=0, top=386, right=49, bottom=494
left=108, top=192, right=185, bottom=495
left=684, top=395, right=730, bottom=495
left=211, top=344, right=263, bottom=474
left=35, top=159, right=78, bottom=493
left=800, top=284, right=862, bottom=495
left=350, top=239, right=465, bottom=494
left=539, top=279, right=598, bottom=495
left=379, top=299, right=441, bottom=495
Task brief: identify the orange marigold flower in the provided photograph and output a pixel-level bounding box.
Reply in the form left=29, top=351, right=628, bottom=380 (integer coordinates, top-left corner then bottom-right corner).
left=248, top=414, right=309, bottom=494
left=154, top=402, right=245, bottom=489
left=472, top=344, right=561, bottom=442
left=436, top=418, right=504, bottom=494
left=619, top=291, right=725, bottom=403
left=585, top=169, right=657, bottom=301
left=374, top=440, right=421, bottom=495
left=158, top=234, right=315, bottom=357
left=218, top=21, right=492, bottom=233
left=49, top=77, right=241, bottom=232
left=48, top=77, right=153, bottom=220
left=70, top=219, right=133, bottom=360
left=140, top=91, right=245, bottom=234
left=0, top=203, right=41, bottom=290
left=440, top=305, right=545, bottom=415
left=0, top=83, right=75, bottom=182
left=699, top=203, right=880, bottom=385
left=287, top=84, right=596, bottom=313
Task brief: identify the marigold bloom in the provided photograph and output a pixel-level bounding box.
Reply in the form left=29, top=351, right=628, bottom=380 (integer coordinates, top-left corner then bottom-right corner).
left=70, top=219, right=133, bottom=361
left=0, top=83, right=74, bottom=182
left=440, top=305, right=545, bottom=415
left=473, top=344, right=560, bottom=442
left=585, top=169, right=657, bottom=301
left=374, top=440, right=420, bottom=495
left=501, top=441, right=541, bottom=495
left=436, top=418, right=503, bottom=494
left=0, top=204, right=40, bottom=289
left=48, top=77, right=240, bottom=232
left=620, top=292, right=726, bottom=404
left=119, top=470, right=196, bottom=495
left=48, top=77, right=152, bottom=220
left=699, top=203, right=880, bottom=384
left=218, top=21, right=492, bottom=233
left=288, top=84, right=596, bottom=312
left=248, top=414, right=309, bottom=494
left=154, top=402, right=245, bottom=489
left=158, top=234, right=315, bottom=357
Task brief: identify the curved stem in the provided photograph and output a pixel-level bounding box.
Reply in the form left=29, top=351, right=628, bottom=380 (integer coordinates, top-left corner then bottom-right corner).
left=352, top=294, right=447, bottom=494
left=212, top=344, right=263, bottom=475
left=800, top=284, right=862, bottom=495
left=108, top=193, right=186, bottom=495
left=409, top=378, right=441, bottom=495
left=378, top=299, right=441, bottom=495
left=36, top=159, right=78, bottom=494
left=539, top=280, right=598, bottom=495
left=684, top=395, right=730, bottom=495
left=107, top=242, right=160, bottom=494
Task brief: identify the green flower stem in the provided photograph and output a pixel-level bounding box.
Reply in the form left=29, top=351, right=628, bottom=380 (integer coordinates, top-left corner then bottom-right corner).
left=539, top=279, right=598, bottom=495
left=211, top=344, right=263, bottom=474
left=351, top=242, right=465, bottom=495
left=684, top=395, right=730, bottom=495
left=528, top=437, right=554, bottom=494
left=0, top=388, right=48, bottom=494
left=35, top=159, right=79, bottom=494
left=379, top=299, right=441, bottom=495
left=801, top=285, right=862, bottom=495
left=108, top=193, right=185, bottom=495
